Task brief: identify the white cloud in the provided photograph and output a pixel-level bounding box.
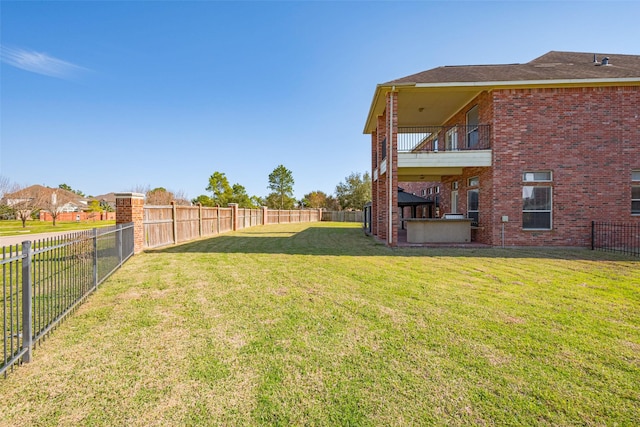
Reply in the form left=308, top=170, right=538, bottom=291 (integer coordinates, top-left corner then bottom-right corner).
left=0, top=45, right=88, bottom=79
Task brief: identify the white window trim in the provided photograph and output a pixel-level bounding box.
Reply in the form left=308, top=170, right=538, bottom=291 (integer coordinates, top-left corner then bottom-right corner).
left=522, top=186, right=553, bottom=230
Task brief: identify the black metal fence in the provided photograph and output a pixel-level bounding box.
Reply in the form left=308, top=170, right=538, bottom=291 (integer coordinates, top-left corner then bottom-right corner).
left=591, top=221, right=640, bottom=257
left=397, top=125, right=491, bottom=152
left=2, top=223, right=134, bottom=376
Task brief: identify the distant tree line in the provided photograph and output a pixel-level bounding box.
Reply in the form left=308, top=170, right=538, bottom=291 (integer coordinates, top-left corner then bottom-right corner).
left=188, top=165, right=371, bottom=211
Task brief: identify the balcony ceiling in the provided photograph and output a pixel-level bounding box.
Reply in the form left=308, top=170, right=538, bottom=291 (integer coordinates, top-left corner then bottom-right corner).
left=396, top=87, right=482, bottom=127
left=364, top=86, right=483, bottom=133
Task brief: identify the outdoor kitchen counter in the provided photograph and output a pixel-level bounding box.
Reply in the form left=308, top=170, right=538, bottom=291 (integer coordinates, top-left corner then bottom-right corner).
left=404, top=218, right=472, bottom=243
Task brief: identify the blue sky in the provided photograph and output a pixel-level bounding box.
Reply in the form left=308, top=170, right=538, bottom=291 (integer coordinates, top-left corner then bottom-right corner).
left=2, top=1, right=639, bottom=201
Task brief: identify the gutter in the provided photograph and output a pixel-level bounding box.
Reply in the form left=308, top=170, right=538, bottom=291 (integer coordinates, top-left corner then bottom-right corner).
left=414, top=77, right=640, bottom=88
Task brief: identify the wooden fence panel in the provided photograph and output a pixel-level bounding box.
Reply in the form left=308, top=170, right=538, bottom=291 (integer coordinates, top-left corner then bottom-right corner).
left=144, top=206, right=174, bottom=248
left=322, top=211, right=363, bottom=223
left=218, top=208, right=233, bottom=233
left=176, top=206, right=200, bottom=243
left=200, top=207, right=218, bottom=237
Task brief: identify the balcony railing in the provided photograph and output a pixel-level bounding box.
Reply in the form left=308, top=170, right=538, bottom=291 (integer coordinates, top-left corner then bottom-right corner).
left=398, top=125, right=491, bottom=153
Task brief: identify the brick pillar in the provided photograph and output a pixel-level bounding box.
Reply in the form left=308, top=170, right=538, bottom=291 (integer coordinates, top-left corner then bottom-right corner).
left=389, top=91, right=399, bottom=247
left=115, top=192, right=145, bottom=253
left=228, top=203, right=239, bottom=231
left=262, top=206, right=269, bottom=225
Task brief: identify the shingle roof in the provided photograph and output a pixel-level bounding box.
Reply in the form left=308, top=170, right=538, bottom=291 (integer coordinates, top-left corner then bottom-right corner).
left=398, top=188, right=433, bottom=206
left=385, top=51, right=640, bottom=85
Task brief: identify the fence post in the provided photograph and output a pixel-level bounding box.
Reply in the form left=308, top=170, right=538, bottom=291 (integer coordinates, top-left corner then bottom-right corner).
left=93, top=228, right=99, bottom=288
left=229, top=203, right=238, bottom=231
left=262, top=206, right=268, bottom=225
left=21, top=241, right=33, bottom=363
left=171, top=201, right=178, bottom=245
left=115, top=192, right=145, bottom=253
left=591, top=221, right=595, bottom=250
left=198, top=203, right=203, bottom=238
left=116, top=224, right=123, bottom=265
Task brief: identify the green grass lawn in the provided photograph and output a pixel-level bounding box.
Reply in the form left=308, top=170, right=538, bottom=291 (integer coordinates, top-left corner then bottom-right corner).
left=1, top=222, right=638, bottom=426
left=0, top=219, right=116, bottom=236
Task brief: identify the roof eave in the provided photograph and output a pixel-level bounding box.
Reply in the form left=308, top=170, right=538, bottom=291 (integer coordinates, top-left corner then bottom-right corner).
left=414, top=77, right=640, bottom=88
left=363, top=83, right=416, bottom=134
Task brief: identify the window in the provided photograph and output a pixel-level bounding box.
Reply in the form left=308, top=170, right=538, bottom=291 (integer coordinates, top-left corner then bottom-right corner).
left=452, top=181, right=459, bottom=190
left=435, top=186, right=440, bottom=194
left=467, top=176, right=479, bottom=226
left=522, top=171, right=552, bottom=229
left=633, top=170, right=640, bottom=215
left=445, top=127, right=458, bottom=151
left=466, top=106, right=479, bottom=148
left=421, top=189, right=426, bottom=196
left=381, top=137, right=387, bottom=160
left=468, top=190, right=479, bottom=226
left=523, top=171, right=552, bottom=182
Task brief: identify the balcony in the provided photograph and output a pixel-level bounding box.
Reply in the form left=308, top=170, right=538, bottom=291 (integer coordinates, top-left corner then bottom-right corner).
left=398, top=125, right=491, bottom=152
left=396, top=125, right=492, bottom=182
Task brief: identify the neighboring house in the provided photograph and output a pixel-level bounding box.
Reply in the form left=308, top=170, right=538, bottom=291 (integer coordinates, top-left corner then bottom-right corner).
left=4, top=184, right=83, bottom=212
left=363, top=51, right=640, bottom=247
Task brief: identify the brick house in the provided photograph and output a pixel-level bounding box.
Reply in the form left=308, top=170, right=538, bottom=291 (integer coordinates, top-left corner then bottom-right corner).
left=363, top=51, right=640, bottom=247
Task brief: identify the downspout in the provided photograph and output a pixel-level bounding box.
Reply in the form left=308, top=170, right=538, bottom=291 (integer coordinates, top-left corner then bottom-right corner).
left=388, top=87, right=395, bottom=245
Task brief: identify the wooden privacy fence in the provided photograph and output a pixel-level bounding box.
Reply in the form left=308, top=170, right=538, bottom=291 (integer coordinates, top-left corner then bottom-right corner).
left=321, top=210, right=363, bottom=223
left=143, top=205, right=322, bottom=249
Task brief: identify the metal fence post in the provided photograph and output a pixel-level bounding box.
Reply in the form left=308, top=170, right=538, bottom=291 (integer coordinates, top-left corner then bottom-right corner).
left=21, top=241, right=33, bottom=363
left=93, top=228, right=98, bottom=288
left=116, top=224, right=123, bottom=266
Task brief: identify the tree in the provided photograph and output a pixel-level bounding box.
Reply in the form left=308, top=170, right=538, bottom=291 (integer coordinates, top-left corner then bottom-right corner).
left=58, top=183, right=85, bottom=197
left=335, top=172, right=372, bottom=210
left=229, top=183, right=257, bottom=208
left=146, top=187, right=174, bottom=205
left=42, top=190, right=73, bottom=226
left=302, top=191, right=329, bottom=209
left=5, top=184, right=46, bottom=228
left=191, top=194, right=214, bottom=207
left=206, top=172, right=233, bottom=206
left=267, top=165, right=295, bottom=209
left=265, top=193, right=296, bottom=210
left=87, top=200, right=103, bottom=212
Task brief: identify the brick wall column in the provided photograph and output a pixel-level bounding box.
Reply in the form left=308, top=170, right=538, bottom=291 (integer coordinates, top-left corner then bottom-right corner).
left=388, top=91, right=399, bottom=247
left=115, top=192, right=145, bottom=253
left=228, top=203, right=239, bottom=231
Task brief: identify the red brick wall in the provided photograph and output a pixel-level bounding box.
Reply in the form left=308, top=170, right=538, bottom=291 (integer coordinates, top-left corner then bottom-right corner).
left=39, top=211, right=116, bottom=222
left=116, top=193, right=145, bottom=253
left=491, top=86, right=640, bottom=247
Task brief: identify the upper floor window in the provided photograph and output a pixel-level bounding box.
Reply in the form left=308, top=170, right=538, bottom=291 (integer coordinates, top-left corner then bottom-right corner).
left=445, top=127, right=458, bottom=151
left=523, top=171, right=552, bottom=182
left=633, top=170, right=640, bottom=215
left=523, top=171, right=552, bottom=230
left=466, top=105, right=479, bottom=148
